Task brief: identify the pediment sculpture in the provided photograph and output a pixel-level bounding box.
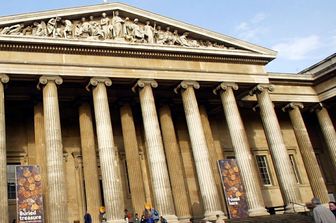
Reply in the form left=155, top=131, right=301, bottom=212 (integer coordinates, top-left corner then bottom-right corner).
left=0, top=10, right=240, bottom=50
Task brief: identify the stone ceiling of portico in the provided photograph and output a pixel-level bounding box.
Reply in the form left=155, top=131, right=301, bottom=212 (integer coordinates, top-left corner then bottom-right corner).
left=0, top=3, right=276, bottom=61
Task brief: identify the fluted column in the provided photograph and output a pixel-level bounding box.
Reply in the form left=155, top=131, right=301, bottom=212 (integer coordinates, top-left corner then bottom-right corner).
left=282, top=103, right=329, bottom=203
left=0, top=74, right=9, bottom=223
left=79, top=102, right=102, bottom=222
left=174, top=81, right=225, bottom=220
left=88, top=77, right=124, bottom=223
left=132, top=79, right=178, bottom=223
left=38, top=75, right=68, bottom=223
left=249, top=84, right=303, bottom=212
left=314, top=103, right=336, bottom=172
left=34, top=102, right=49, bottom=223
left=120, top=102, right=146, bottom=215
left=214, top=82, right=268, bottom=216
left=159, top=104, right=192, bottom=221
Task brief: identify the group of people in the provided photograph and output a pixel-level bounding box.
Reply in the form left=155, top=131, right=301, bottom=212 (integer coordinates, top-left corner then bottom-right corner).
left=310, top=198, right=336, bottom=223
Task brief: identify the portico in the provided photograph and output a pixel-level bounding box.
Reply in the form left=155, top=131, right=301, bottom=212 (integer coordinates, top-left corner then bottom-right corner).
left=0, top=3, right=335, bottom=223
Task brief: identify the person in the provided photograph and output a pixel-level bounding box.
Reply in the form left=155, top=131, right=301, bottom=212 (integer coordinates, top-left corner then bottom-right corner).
left=151, top=208, right=160, bottom=223
left=160, top=216, right=167, bottom=223
left=134, top=213, right=140, bottom=223
left=99, top=206, right=107, bottom=223
left=12, top=219, right=16, bottom=223
left=311, top=197, right=335, bottom=223
left=329, top=201, right=336, bottom=217
left=84, top=212, right=92, bottom=223
left=140, top=214, right=146, bottom=223
left=215, top=214, right=225, bottom=223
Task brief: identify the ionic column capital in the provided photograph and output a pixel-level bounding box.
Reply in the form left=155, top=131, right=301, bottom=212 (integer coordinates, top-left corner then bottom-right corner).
left=174, top=80, right=199, bottom=94
left=282, top=103, right=304, bottom=112
left=86, top=77, right=112, bottom=91
left=0, top=74, right=9, bottom=84
left=310, top=102, right=325, bottom=112
left=249, top=84, right=274, bottom=96
left=132, top=79, right=158, bottom=92
left=37, top=75, right=63, bottom=90
left=213, top=82, right=238, bottom=95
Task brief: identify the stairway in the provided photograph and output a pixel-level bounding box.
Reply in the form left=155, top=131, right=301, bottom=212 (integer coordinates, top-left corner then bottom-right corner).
left=225, top=213, right=314, bottom=223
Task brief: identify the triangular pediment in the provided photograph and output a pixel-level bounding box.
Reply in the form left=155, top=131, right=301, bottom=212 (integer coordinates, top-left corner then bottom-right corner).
left=0, top=3, right=276, bottom=60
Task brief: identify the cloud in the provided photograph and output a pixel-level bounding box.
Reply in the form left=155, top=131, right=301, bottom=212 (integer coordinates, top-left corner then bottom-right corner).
left=235, top=13, right=267, bottom=41
left=272, top=35, right=321, bottom=60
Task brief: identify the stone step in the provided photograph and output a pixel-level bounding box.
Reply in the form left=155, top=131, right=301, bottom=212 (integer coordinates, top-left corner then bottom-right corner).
left=224, top=213, right=314, bottom=223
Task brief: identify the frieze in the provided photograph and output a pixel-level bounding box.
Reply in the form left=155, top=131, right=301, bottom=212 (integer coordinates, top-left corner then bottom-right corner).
left=0, top=10, right=243, bottom=51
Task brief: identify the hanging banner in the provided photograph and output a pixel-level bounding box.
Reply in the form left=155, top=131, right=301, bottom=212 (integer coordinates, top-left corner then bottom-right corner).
left=218, top=159, right=248, bottom=219
left=16, top=165, right=44, bottom=223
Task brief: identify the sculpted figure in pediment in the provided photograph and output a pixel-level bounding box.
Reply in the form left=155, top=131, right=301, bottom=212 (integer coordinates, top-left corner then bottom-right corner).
left=75, top=17, right=91, bottom=38
left=47, top=17, right=61, bottom=37
left=123, top=17, right=133, bottom=41
left=131, top=18, right=144, bottom=42
left=154, top=25, right=165, bottom=44
left=163, top=27, right=174, bottom=45
left=6, top=23, right=24, bottom=35
left=33, top=21, right=47, bottom=36
left=89, top=16, right=104, bottom=39
left=62, top=19, right=73, bottom=38
left=111, top=10, right=124, bottom=38
left=100, top=12, right=112, bottom=39
left=143, top=21, right=155, bottom=44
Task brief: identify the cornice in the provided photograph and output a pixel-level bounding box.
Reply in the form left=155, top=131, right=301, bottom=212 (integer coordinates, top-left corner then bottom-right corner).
left=0, top=40, right=270, bottom=65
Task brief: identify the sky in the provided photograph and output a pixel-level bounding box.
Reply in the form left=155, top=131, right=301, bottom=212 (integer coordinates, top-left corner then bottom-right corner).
left=0, top=0, right=335, bottom=73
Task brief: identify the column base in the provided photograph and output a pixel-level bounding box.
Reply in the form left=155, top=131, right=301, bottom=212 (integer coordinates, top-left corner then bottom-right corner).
left=107, top=219, right=127, bottom=223
left=178, top=215, right=192, bottom=223
left=204, top=210, right=227, bottom=221
left=248, top=207, right=269, bottom=217
left=164, top=214, right=179, bottom=223
left=284, top=203, right=307, bottom=213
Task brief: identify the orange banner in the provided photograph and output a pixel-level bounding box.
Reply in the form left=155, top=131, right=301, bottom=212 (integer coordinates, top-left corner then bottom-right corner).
left=218, top=159, right=248, bottom=219
left=16, top=165, right=44, bottom=223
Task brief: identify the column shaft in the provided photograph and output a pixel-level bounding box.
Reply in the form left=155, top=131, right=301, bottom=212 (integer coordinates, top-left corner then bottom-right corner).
left=91, top=79, right=124, bottom=222
left=135, top=79, right=177, bottom=222
left=120, top=103, right=146, bottom=215
left=285, top=103, right=329, bottom=203
left=0, top=75, right=8, bottom=223
left=79, top=103, right=102, bottom=223
left=250, top=85, right=302, bottom=211
left=40, top=76, right=68, bottom=223
left=34, top=103, right=49, bottom=223
left=176, top=81, right=224, bottom=220
left=216, top=83, right=267, bottom=216
left=159, top=105, right=191, bottom=220
left=315, top=106, right=336, bottom=172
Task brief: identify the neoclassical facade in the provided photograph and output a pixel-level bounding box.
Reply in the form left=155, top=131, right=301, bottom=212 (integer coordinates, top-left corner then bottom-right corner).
left=0, top=3, right=335, bottom=223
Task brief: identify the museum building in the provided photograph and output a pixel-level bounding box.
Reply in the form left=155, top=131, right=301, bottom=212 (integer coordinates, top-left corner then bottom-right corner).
left=0, top=3, right=335, bottom=223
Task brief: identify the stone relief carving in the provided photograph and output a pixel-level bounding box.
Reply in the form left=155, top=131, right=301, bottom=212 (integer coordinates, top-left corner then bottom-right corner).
left=0, top=10, right=240, bottom=50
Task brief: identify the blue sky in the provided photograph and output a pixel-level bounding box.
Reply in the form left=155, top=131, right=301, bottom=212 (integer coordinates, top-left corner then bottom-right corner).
left=1, top=0, right=335, bottom=73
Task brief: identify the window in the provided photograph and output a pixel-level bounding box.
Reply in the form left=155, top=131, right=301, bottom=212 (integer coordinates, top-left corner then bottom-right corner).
left=289, top=154, right=301, bottom=184
left=7, top=164, right=17, bottom=199
left=255, top=155, right=272, bottom=185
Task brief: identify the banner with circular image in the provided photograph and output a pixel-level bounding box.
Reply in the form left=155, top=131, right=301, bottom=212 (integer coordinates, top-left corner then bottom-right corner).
left=16, top=165, right=44, bottom=223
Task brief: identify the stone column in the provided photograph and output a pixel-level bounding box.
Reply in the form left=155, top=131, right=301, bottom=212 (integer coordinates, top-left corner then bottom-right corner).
left=88, top=77, right=124, bottom=223
left=174, top=81, right=225, bottom=220
left=0, top=74, right=9, bottom=223
left=34, top=102, right=49, bottom=223
left=78, top=102, right=102, bottom=223
left=282, top=103, right=329, bottom=203
left=214, top=82, right=268, bottom=216
left=249, top=84, right=303, bottom=211
left=38, top=75, right=68, bottom=223
left=314, top=103, right=336, bottom=172
left=132, top=79, right=178, bottom=223
left=120, top=102, right=146, bottom=215
left=159, top=104, right=192, bottom=221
